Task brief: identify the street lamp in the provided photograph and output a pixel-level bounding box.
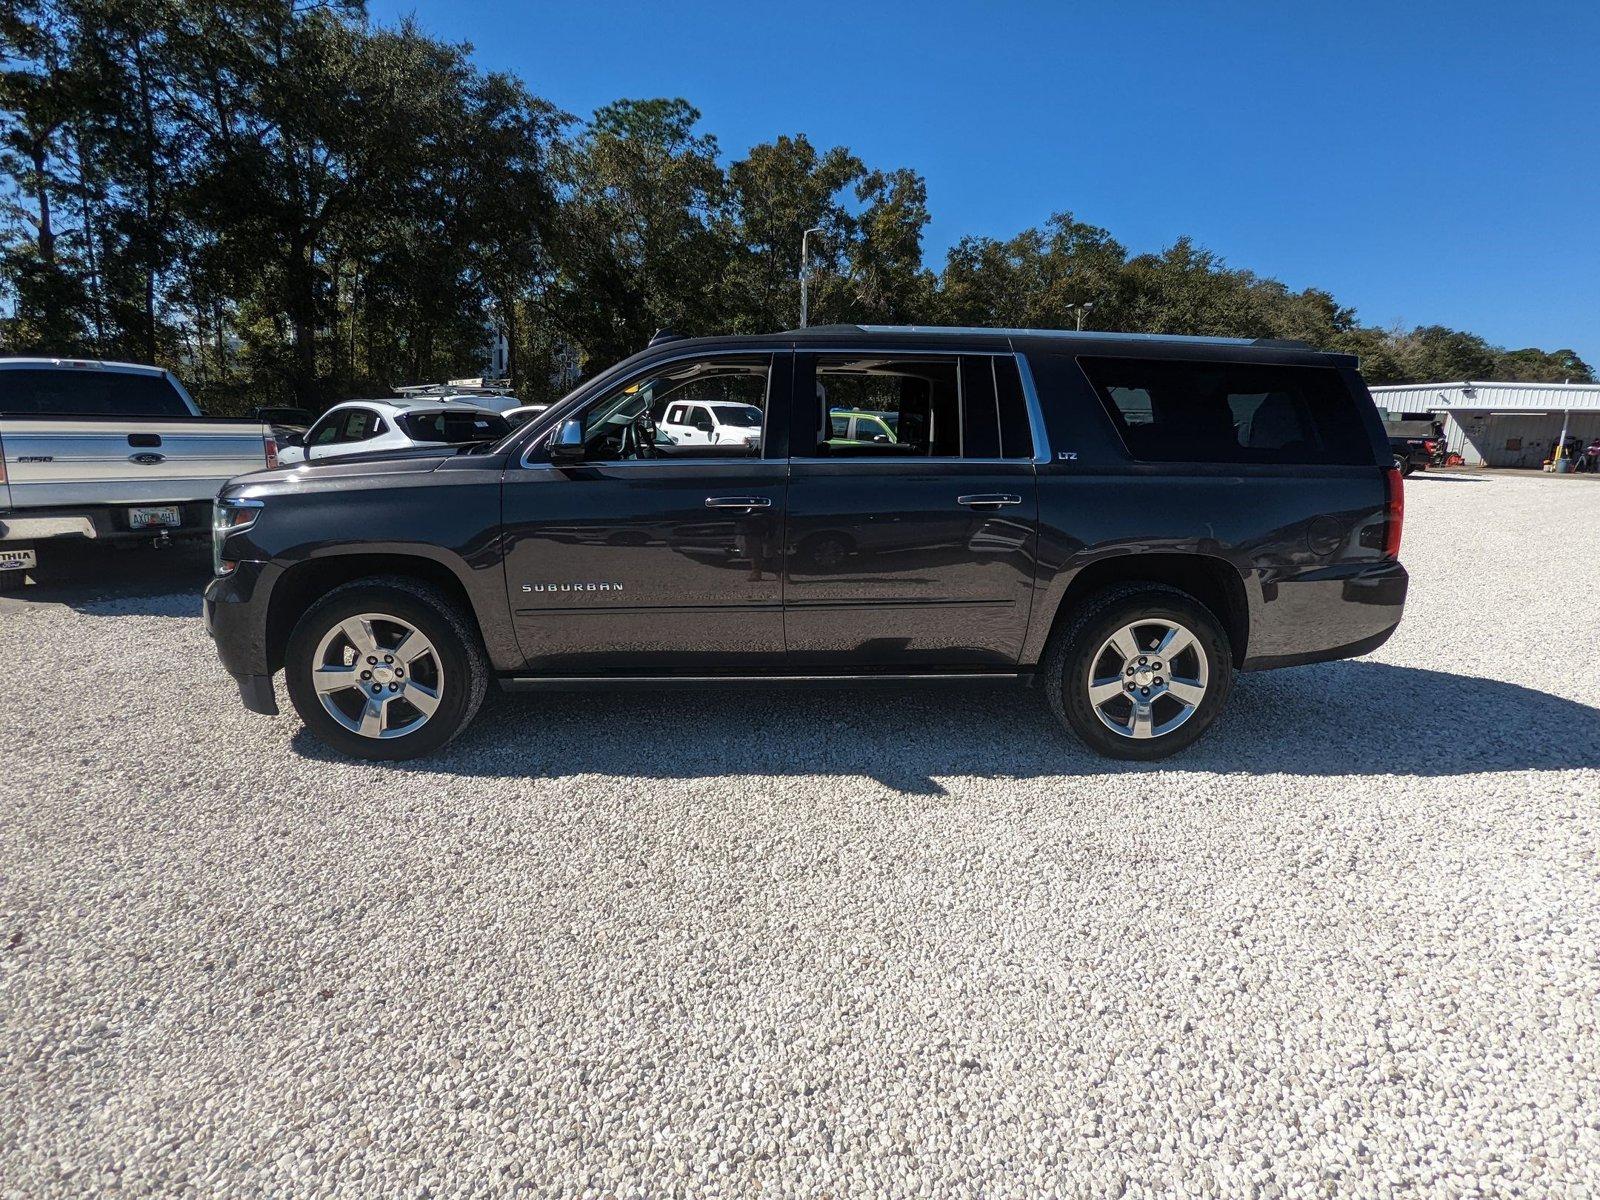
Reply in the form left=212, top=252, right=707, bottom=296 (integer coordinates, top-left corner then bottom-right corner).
left=799, top=226, right=825, bottom=328
left=1065, top=301, right=1096, bottom=331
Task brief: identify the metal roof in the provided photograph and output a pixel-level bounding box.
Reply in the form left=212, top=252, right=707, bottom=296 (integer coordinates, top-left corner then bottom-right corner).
left=1370, top=380, right=1600, bottom=413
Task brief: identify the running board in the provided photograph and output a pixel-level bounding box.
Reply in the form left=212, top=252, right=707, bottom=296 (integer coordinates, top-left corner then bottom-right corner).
left=499, top=671, right=1027, bottom=691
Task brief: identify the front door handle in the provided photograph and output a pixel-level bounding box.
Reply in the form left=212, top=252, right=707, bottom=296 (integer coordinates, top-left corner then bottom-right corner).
left=705, top=496, right=772, bottom=509
left=957, top=493, right=1023, bottom=509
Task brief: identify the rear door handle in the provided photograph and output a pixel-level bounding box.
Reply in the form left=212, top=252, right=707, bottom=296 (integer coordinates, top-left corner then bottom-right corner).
left=705, top=496, right=772, bottom=509
left=957, top=493, right=1023, bottom=509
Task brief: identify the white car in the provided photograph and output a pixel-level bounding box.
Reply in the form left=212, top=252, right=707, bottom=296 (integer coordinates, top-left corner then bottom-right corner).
left=658, top=399, right=763, bottom=448
left=505, top=403, right=552, bottom=428
left=276, top=398, right=512, bottom=465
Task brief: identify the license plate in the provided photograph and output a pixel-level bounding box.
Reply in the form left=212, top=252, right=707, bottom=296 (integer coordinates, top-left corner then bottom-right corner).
left=0, top=548, right=36, bottom=572
left=130, top=505, right=182, bottom=529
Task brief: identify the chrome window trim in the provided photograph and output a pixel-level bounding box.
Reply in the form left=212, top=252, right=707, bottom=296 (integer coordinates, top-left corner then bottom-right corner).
left=1013, top=351, right=1052, bottom=465
left=517, top=346, right=1052, bottom=469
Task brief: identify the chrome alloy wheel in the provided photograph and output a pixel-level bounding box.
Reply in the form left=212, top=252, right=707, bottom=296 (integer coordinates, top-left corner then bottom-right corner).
left=1086, top=618, right=1209, bottom=740
left=311, top=613, right=443, bottom=739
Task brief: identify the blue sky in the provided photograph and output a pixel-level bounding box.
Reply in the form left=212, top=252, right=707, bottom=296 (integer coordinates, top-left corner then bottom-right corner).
left=372, top=0, right=1599, bottom=364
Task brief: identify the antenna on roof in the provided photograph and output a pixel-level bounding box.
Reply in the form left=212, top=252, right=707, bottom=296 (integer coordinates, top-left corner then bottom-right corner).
left=648, top=328, right=683, bottom=348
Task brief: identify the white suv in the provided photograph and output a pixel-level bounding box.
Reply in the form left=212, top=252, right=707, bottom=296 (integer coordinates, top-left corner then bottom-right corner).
left=658, top=400, right=762, bottom=449
left=276, top=399, right=510, bottom=464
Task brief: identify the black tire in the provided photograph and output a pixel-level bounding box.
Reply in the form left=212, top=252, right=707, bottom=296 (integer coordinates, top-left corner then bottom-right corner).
left=284, top=576, right=488, bottom=761
left=1401, top=460, right=1417, bottom=476
left=1042, top=584, right=1234, bottom=761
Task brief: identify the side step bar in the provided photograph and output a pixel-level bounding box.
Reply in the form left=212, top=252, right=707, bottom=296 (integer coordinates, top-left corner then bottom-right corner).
left=500, top=672, right=1027, bottom=692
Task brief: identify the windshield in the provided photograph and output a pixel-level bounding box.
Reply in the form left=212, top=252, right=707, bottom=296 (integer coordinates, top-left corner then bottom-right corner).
left=713, top=404, right=761, bottom=427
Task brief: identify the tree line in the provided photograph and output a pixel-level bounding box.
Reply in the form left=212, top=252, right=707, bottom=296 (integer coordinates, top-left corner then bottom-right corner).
left=2, top=0, right=1591, bottom=415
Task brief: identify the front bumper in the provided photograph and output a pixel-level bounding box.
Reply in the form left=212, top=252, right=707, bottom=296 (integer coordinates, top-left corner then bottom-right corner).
left=204, top=559, right=280, bottom=715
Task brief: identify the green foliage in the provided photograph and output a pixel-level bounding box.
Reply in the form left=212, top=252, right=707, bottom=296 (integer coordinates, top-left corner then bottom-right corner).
left=1, top=1, right=1590, bottom=413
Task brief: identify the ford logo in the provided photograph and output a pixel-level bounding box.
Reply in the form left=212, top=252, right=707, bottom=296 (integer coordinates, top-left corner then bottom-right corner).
left=129, top=452, right=166, bottom=465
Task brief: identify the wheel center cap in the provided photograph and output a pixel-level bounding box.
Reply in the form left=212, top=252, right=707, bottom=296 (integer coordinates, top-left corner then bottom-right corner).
left=1132, top=666, right=1154, bottom=687
left=372, top=665, right=396, bottom=685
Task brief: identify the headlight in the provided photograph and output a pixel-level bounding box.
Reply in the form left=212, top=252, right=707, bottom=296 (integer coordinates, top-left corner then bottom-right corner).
left=212, top=497, right=264, bottom=575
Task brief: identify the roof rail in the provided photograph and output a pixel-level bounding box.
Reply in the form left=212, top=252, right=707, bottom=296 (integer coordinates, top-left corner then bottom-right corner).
left=784, top=323, right=1311, bottom=349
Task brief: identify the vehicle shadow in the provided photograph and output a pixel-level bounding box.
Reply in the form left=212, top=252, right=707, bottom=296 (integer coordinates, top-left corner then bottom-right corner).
left=0, top=546, right=209, bottom=617
left=1409, top=472, right=1491, bottom=484
left=291, top=660, right=1600, bottom=791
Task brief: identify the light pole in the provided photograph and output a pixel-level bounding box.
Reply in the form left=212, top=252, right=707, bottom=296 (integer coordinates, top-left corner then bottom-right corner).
left=799, top=226, right=824, bottom=328
left=1066, top=301, right=1096, bottom=331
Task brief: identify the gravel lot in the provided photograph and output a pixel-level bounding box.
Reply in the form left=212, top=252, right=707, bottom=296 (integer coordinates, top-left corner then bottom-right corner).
left=3, top=473, right=1598, bottom=1198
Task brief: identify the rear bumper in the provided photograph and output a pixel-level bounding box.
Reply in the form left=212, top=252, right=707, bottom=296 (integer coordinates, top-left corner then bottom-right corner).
left=1242, top=559, right=1408, bottom=671
left=0, top=501, right=211, bottom=543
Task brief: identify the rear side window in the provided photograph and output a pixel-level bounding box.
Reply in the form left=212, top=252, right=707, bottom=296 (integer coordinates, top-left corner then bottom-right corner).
left=1077, top=357, right=1371, bottom=465
left=401, top=410, right=510, bottom=443
left=343, top=409, right=384, bottom=441
left=0, top=368, right=190, bottom=417
left=807, top=354, right=1033, bottom=459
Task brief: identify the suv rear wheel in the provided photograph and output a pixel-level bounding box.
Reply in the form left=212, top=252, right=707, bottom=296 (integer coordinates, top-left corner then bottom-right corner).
left=1043, top=584, right=1233, bottom=760
left=284, top=577, right=488, bottom=760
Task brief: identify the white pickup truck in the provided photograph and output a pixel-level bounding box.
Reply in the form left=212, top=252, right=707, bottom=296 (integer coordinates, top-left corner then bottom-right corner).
left=0, top=358, right=277, bottom=589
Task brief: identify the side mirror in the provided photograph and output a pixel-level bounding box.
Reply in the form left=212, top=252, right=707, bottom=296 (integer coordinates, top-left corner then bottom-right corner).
left=548, top=418, right=584, bottom=462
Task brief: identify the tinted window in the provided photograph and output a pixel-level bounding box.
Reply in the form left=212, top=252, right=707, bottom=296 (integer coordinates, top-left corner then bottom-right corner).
left=993, top=356, right=1033, bottom=459
left=1078, top=357, right=1371, bottom=465
left=959, top=356, right=1000, bottom=459
left=0, top=368, right=190, bottom=417
left=401, top=410, right=510, bottom=443
left=811, top=356, right=960, bottom=457
left=713, top=404, right=760, bottom=427
left=808, top=354, right=1032, bottom=459
left=576, top=356, right=770, bottom=462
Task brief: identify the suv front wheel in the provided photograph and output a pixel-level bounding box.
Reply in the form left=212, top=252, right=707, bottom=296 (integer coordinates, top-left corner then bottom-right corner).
left=284, top=577, right=488, bottom=760
left=1044, top=584, right=1234, bottom=760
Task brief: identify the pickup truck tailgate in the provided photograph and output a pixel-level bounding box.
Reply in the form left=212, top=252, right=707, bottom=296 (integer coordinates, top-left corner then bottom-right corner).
left=0, top=418, right=272, bottom=508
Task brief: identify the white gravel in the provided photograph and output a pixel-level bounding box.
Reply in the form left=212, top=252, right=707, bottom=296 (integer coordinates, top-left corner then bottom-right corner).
left=3, top=473, right=1599, bottom=1198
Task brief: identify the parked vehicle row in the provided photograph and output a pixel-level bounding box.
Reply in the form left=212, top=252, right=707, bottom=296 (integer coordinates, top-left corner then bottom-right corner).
left=205, top=324, right=1408, bottom=763
left=0, top=368, right=533, bottom=586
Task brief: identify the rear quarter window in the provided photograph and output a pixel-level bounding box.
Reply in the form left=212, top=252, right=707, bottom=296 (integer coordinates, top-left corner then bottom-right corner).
left=0, top=368, right=191, bottom=417
left=1077, top=357, right=1372, bottom=466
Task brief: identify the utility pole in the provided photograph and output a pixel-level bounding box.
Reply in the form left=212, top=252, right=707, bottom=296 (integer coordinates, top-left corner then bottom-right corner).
left=1066, top=301, right=1096, bottom=331
left=799, top=226, right=824, bottom=328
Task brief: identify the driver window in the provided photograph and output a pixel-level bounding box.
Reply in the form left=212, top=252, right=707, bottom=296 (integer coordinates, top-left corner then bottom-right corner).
left=577, top=356, right=769, bottom=462
left=310, top=415, right=344, bottom=446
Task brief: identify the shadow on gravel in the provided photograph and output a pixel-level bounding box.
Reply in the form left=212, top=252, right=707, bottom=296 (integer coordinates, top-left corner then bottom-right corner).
left=1407, top=473, right=1491, bottom=484
left=0, top=544, right=209, bottom=617
left=290, top=659, right=1600, bottom=792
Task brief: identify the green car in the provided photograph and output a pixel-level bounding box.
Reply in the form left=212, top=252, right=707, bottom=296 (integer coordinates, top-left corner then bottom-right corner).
left=826, top=408, right=899, bottom=446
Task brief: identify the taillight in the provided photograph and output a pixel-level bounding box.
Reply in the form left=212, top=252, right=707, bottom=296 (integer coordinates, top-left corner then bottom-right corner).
left=1383, top=466, right=1404, bottom=559
left=1423, top=438, right=1437, bottom=453
left=264, top=434, right=278, bottom=469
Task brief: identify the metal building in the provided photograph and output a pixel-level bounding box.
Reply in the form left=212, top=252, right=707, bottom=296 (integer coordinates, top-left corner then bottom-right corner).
left=1369, top=381, right=1600, bottom=468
